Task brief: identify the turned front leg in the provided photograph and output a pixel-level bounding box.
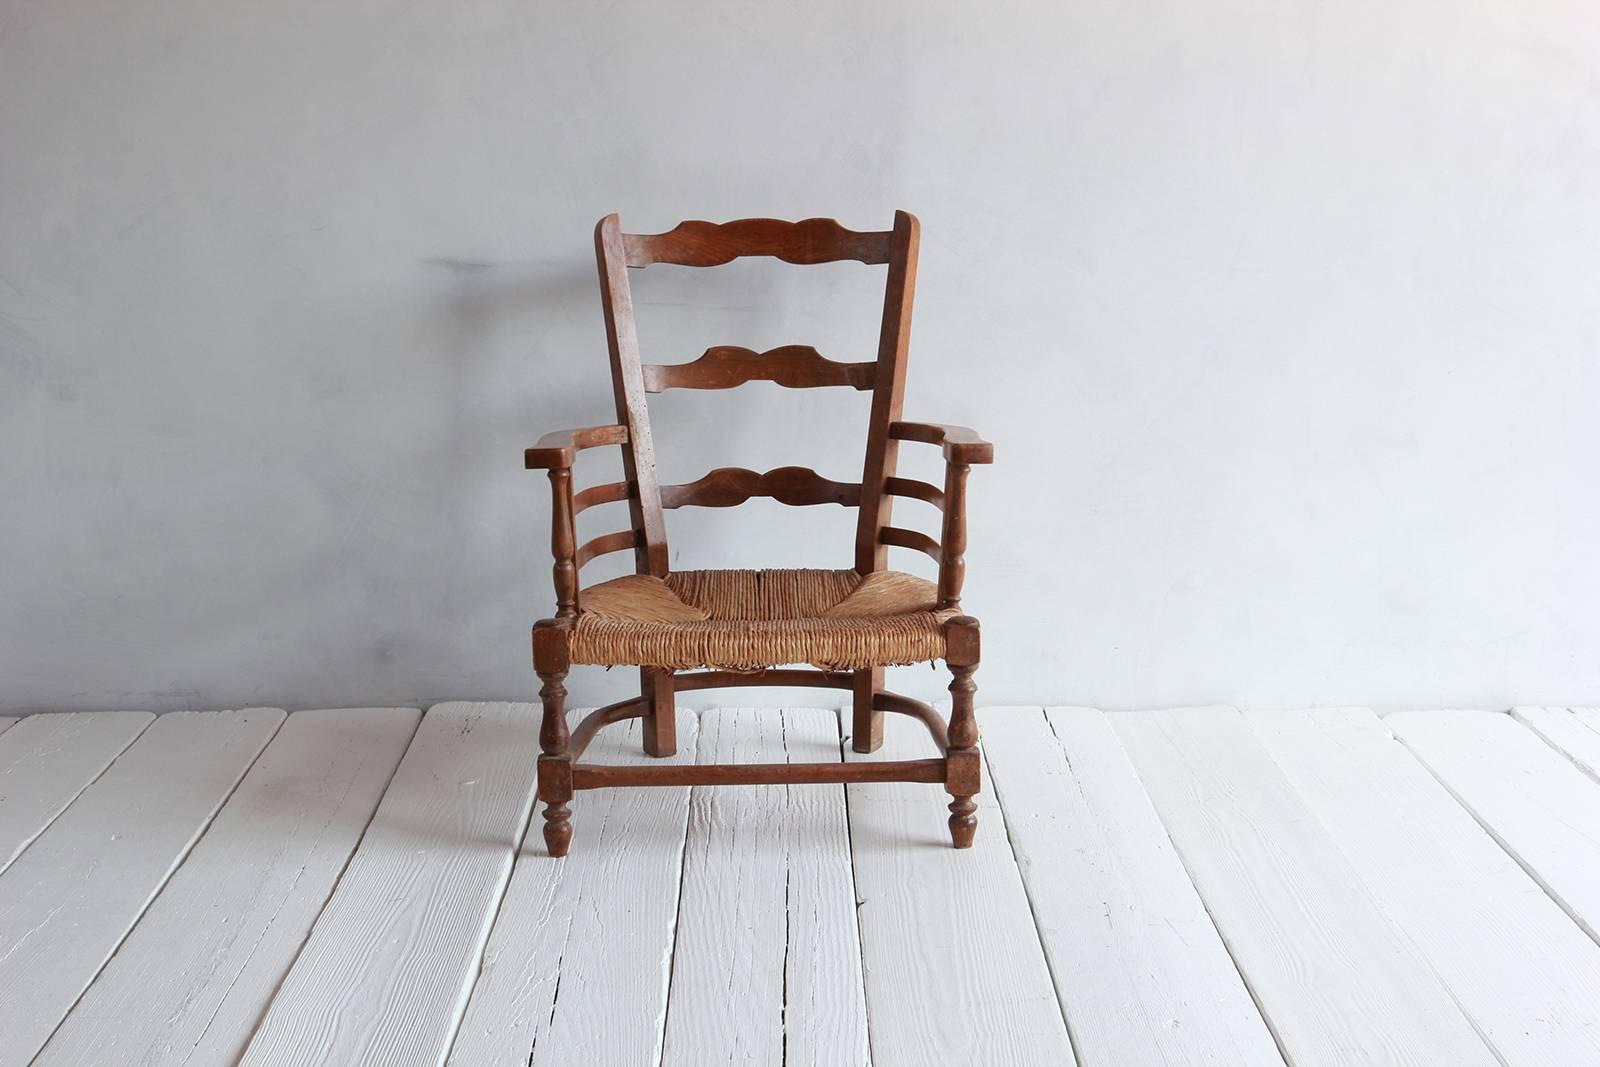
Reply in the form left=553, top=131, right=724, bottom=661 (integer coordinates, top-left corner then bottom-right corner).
left=533, top=623, right=573, bottom=857
left=944, top=617, right=981, bottom=849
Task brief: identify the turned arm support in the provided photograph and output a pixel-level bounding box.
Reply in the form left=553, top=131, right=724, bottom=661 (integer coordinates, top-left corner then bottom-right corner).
left=888, top=421, right=993, bottom=611
left=526, top=423, right=629, bottom=619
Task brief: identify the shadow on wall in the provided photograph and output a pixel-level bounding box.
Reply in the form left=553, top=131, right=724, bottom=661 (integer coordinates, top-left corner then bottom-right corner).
left=70, top=253, right=609, bottom=715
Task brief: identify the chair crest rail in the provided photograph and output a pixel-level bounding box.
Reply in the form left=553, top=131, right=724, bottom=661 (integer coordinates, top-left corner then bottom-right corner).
left=623, top=217, right=894, bottom=267
left=660, top=466, right=861, bottom=509
left=642, top=345, right=875, bottom=392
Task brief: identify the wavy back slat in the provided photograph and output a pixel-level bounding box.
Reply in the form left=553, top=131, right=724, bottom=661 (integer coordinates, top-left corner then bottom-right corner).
left=623, top=218, right=894, bottom=267
left=660, top=466, right=861, bottom=510
left=642, top=345, right=875, bottom=392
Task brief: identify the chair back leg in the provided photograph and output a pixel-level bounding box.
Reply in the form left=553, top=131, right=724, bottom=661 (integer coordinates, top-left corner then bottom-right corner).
left=641, top=667, right=676, bottom=757
left=851, top=667, right=884, bottom=753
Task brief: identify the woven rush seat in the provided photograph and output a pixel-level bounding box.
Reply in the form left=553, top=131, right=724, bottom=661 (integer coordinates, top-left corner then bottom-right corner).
left=572, top=568, right=956, bottom=671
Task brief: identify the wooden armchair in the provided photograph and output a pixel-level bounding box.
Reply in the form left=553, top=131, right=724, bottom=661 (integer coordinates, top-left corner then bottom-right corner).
left=526, top=212, right=992, bottom=856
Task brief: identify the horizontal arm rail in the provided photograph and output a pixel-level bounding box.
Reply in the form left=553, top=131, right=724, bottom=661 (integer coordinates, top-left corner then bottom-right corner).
left=879, top=525, right=942, bottom=563
left=883, top=476, right=945, bottom=510
left=572, top=480, right=631, bottom=514
left=525, top=423, right=629, bottom=469
left=575, top=529, right=642, bottom=569
left=889, top=421, right=994, bottom=465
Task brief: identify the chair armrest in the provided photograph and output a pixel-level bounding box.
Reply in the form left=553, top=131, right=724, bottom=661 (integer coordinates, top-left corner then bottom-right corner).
left=525, top=424, right=629, bottom=469
left=528, top=424, right=627, bottom=617
left=879, top=422, right=992, bottom=611
left=888, top=421, right=994, bottom=465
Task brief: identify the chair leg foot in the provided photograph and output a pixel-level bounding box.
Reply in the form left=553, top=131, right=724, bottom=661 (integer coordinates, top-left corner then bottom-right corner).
left=543, top=801, right=572, bottom=857
left=948, top=796, right=978, bottom=848
left=851, top=729, right=883, bottom=754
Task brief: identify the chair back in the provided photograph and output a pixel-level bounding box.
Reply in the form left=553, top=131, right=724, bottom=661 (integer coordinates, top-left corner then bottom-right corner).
left=591, top=211, right=923, bottom=578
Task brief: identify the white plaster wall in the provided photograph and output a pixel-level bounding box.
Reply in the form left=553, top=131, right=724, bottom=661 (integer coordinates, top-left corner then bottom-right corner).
left=2, top=1, right=1597, bottom=713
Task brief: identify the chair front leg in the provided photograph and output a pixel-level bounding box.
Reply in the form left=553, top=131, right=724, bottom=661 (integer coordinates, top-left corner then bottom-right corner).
left=944, top=616, right=981, bottom=849
left=534, top=622, right=574, bottom=857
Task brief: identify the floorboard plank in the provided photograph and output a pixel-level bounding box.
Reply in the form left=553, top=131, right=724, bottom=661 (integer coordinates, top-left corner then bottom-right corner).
left=1389, top=708, right=1600, bottom=943
left=0, top=710, right=154, bottom=874
left=446, top=714, right=699, bottom=1067
left=846, top=711, right=1073, bottom=1066
left=982, top=706, right=1282, bottom=1066
left=36, top=708, right=421, bottom=1067
left=662, top=707, right=868, bottom=1067
left=1511, top=706, right=1600, bottom=784
left=0, top=708, right=284, bottom=1067
left=1249, top=706, right=1600, bottom=1065
left=238, top=702, right=541, bottom=1067
left=1113, top=707, right=1496, bottom=1066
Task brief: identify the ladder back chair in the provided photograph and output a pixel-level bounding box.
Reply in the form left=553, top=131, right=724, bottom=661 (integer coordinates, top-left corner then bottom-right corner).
left=525, top=211, right=993, bottom=856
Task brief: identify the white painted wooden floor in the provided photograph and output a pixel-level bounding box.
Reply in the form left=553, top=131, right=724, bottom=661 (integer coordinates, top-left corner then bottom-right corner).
left=0, top=704, right=1597, bottom=1066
